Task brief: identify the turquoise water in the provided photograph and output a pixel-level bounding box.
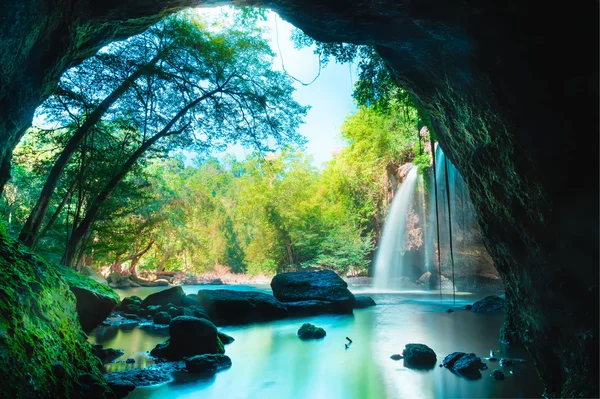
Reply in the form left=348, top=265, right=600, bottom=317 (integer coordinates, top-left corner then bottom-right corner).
left=89, top=286, right=542, bottom=398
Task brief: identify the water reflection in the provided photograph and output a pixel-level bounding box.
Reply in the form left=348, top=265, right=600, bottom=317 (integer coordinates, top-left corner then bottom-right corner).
left=91, top=288, right=542, bottom=398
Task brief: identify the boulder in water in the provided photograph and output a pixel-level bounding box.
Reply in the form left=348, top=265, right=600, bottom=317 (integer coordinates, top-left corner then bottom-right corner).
left=402, top=344, right=437, bottom=369
left=195, top=289, right=288, bottom=325
left=271, top=270, right=355, bottom=313
left=140, top=286, right=185, bottom=308
left=185, top=354, right=232, bottom=373
left=490, top=369, right=505, bottom=380
left=297, top=323, right=326, bottom=340
left=442, top=352, right=487, bottom=379
left=150, top=316, right=224, bottom=360
left=353, top=296, right=376, bottom=309
left=471, top=295, right=504, bottom=313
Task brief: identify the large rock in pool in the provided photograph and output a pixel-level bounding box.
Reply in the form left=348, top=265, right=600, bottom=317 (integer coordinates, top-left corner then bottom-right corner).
left=58, top=265, right=119, bottom=333
left=471, top=295, right=505, bottom=313
left=195, top=289, right=288, bottom=325
left=270, top=270, right=355, bottom=313
left=402, top=343, right=437, bottom=369
left=140, top=286, right=185, bottom=308
left=442, top=352, right=487, bottom=379
left=185, top=354, right=232, bottom=373
left=150, top=316, right=224, bottom=359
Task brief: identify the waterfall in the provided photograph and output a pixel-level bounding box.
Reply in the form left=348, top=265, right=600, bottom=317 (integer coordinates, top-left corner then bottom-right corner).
left=371, top=144, right=496, bottom=291
left=372, top=167, right=419, bottom=290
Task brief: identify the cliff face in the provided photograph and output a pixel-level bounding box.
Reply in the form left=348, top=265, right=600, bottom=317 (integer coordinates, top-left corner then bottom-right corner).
left=0, top=0, right=597, bottom=396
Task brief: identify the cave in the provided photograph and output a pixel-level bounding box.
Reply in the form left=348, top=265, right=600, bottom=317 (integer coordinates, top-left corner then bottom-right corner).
left=0, top=0, right=597, bottom=397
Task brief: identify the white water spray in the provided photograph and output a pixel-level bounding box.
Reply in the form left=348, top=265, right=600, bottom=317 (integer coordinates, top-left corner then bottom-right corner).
left=372, top=167, right=418, bottom=290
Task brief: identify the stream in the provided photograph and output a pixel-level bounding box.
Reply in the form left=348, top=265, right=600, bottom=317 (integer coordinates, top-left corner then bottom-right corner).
left=89, top=285, right=543, bottom=398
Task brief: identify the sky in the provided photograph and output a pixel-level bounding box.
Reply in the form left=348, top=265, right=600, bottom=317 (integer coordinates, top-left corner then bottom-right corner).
left=199, top=9, right=358, bottom=168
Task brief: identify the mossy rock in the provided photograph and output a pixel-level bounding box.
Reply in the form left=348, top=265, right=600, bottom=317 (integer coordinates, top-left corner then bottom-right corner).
left=297, top=323, right=326, bottom=340
left=0, top=234, right=111, bottom=397
left=57, top=265, right=119, bottom=333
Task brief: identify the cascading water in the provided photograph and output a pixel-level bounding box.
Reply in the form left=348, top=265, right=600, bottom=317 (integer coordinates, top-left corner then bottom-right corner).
left=372, top=167, right=418, bottom=290
left=373, top=145, right=492, bottom=291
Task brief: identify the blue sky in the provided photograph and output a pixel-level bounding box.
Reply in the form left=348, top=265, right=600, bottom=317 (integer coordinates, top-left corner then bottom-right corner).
left=202, top=10, right=358, bottom=168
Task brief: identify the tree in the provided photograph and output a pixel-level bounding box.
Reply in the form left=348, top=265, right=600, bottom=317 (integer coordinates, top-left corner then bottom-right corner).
left=54, top=13, right=307, bottom=267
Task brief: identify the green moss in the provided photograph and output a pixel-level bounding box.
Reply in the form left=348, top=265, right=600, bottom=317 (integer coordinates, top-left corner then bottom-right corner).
left=0, top=231, right=111, bottom=398
left=57, top=264, right=119, bottom=303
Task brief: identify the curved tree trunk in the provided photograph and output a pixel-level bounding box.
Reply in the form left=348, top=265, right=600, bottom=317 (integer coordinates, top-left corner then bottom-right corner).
left=19, top=54, right=163, bottom=247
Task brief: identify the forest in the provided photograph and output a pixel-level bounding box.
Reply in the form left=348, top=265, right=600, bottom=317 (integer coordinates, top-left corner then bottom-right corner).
left=1, top=9, right=426, bottom=280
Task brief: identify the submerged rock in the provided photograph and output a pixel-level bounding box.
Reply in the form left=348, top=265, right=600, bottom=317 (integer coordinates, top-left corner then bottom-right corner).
left=196, top=289, right=288, bottom=325
left=141, top=286, right=185, bottom=308
left=353, top=296, right=376, bottom=309
left=471, top=295, right=504, bottom=313
left=150, top=316, right=224, bottom=360
left=185, top=354, right=232, bottom=373
left=442, top=352, right=488, bottom=379
left=271, top=270, right=355, bottom=313
left=491, top=369, right=505, bottom=380
left=297, top=323, right=327, bottom=340
left=402, top=344, right=437, bottom=369
left=105, top=364, right=182, bottom=393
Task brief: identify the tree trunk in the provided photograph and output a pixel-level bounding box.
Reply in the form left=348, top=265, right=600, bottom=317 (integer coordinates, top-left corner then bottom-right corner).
left=128, top=238, right=154, bottom=279
left=18, top=54, right=163, bottom=247
left=33, top=175, right=79, bottom=248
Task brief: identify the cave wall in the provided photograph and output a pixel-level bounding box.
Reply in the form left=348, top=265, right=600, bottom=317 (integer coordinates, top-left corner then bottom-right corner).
left=0, top=0, right=597, bottom=396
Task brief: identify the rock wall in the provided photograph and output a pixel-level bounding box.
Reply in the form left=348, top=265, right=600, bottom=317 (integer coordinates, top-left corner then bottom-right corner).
left=0, top=0, right=597, bottom=396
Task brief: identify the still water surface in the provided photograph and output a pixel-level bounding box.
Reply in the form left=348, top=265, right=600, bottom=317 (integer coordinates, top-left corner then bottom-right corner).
left=89, top=285, right=543, bottom=399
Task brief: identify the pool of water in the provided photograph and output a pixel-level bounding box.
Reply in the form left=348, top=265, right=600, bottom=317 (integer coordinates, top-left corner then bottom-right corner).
left=89, top=286, right=543, bottom=399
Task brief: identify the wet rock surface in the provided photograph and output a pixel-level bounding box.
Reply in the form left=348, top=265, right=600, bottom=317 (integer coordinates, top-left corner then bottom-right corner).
left=218, top=332, right=235, bottom=345
left=153, top=311, right=172, bottom=325
left=271, top=270, right=355, bottom=313
left=196, top=289, right=288, bottom=325
left=402, top=344, right=437, bottom=369
left=353, top=296, right=376, bottom=309
left=442, top=352, right=488, bottom=379
left=471, top=295, right=504, bottom=313
left=185, top=354, right=232, bottom=373
left=150, top=316, right=224, bottom=360
left=140, top=286, right=185, bottom=308
left=490, top=369, right=505, bottom=380
left=297, top=323, right=326, bottom=340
